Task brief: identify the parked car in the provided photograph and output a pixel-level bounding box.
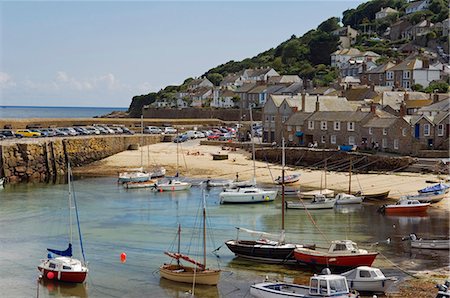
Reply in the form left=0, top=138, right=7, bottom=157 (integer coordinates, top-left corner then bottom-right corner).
left=73, top=127, right=90, bottom=135
left=16, top=129, right=41, bottom=137
left=85, top=126, right=101, bottom=135
left=219, top=132, right=233, bottom=141
left=0, top=130, right=22, bottom=138
left=164, top=127, right=177, bottom=134
left=120, top=127, right=134, bottom=135
left=30, top=129, right=49, bottom=137
left=110, top=126, right=124, bottom=134
left=59, top=127, right=78, bottom=136
left=54, top=128, right=69, bottom=136
left=144, top=126, right=162, bottom=134
left=207, top=133, right=220, bottom=140
left=173, top=134, right=188, bottom=143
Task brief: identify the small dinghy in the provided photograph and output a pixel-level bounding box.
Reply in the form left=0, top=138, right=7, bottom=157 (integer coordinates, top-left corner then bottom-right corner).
left=275, top=173, right=300, bottom=185
left=286, top=194, right=336, bottom=210
left=341, top=266, right=397, bottom=294
left=406, top=189, right=448, bottom=203
left=335, top=193, right=363, bottom=205
left=298, top=189, right=335, bottom=199
left=403, top=233, right=450, bottom=250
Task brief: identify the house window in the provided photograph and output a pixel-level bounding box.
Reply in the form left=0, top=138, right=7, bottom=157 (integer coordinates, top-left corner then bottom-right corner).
left=347, top=122, right=355, bottom=131
left=383, top=128, right=388, bottom=135
left=438, top=124, right=444, bottom=136
left=265, top=116, right=270, bottom=122
left=394, top=139, right=399, bottom=149
left=402, top=80, right=411, bottom=89
left=382, top=138, right=387, bottom=148
left=331, top=135, right=336, bottom=144
left=403, top=71, right=411, bottom=79
left=424, top=123, right=430, bottom=136
left=349, top=136, right=355, bottom=145
left=308, top=121, right=314, bottom=130
left=402, top=128, right=407, bottom=136
left=386, top=81, right=393, bottom=87
left=321, top=135, right=326, bottom=143
left=321, top=121, right=327, bottom=130
left=287, top=125, right=292, bottom=132
left=334, top=121, right=340, bottom=131
left=386, top=71, right=394, bottom=80
left=271, top=116, right=275, bottom=122
left=282, top=116, right=288, bottom=123
left=369, top=127, right=373, bottom=135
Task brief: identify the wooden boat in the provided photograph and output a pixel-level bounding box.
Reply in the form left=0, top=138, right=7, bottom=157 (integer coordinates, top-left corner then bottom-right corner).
left=285, top=195, right=336, bottom=210
left=378, top=199, right=430, bottom=215
left=293, top=240, right=378, bottom=269
left=160, top=194, right=221, bottom=286
left=275, top=173, right=300, bottom=185
left=355, top=190, right=390, bottom=201
left=157, top=179, right=192, bottom=191
left=298, top=189, right=334, bottom=199
left=406, top=189, right=448, bottom=203
left=38, top=164, right=88, bottom=283
left=250, top=274, right=357, bottom=298
left=124, top=179, right=158, bottom=189
left=334, top=193, right=363, bottom=205
left=403, top=233, right=450, bottom=250
left=219, top=187, right=277, bottom=204
left=341, top=266, right=397, bottom=293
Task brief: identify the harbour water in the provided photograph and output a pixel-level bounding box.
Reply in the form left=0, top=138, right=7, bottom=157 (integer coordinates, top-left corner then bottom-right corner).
left=0, top=177, right=448, bottom=297
left=0, top=106, right=127, bottom=119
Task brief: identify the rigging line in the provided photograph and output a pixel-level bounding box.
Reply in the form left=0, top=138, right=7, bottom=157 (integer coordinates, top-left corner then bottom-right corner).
left=294, top=195, right=330, bottom=244
left=70, top=167, right=87, bottom=264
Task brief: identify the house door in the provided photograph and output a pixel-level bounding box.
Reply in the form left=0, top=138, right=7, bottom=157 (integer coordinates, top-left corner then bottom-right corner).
left=414, top=124, right=420, bottom=139
left=428, top=139, right=433, bottom=148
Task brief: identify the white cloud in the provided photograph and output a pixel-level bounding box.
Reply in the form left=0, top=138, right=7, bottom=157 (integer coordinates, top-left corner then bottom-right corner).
left=0, top=72, right=17, bottom=89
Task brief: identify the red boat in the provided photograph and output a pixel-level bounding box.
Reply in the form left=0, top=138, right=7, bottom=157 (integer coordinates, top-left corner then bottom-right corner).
left=38, top=257, right=88, bottom=283
left=294, top=240, right=378, bottom=269
left=379, top=199, right=430, bottom=215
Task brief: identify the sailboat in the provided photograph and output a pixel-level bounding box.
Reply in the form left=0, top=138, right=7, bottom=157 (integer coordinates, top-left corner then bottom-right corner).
left=124, top=140, right=159, bottom=189
left=335, top=158, right=363, bottom=205
left=225, top=138, right=314, bottom=263
left=38, top=164, right=88, bottom=283
left=118, top=116, right=151, bottom=183
left=160, top=192, right=221, bottom=286
left=157, top=133, right=191, bottom=191
left=298, top=159, right=334, bottom=199
left=219, top=107, right=277, bottom=204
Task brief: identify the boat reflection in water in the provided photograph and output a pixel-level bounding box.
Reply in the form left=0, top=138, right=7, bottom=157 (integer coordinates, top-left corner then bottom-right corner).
left=159, top=277, right=219, bottom=298
left=334, top=204, right=363, bottom=214
left=39, top=279, right=88, bottom=298
left=386, top=213, right=429, bottom=227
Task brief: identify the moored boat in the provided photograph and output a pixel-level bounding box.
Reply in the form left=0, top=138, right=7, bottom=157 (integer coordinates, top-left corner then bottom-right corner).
left=355, top=190, right=390, bottom=201
left=250, top=274, right=357, bottom=298
left=378, top=199, right=430, bottom=215
left=335, top=193, right=363, bottom=205
left=418, top=183, right=449, bottom=194
left=118, top=170, right=151, bottom=183
left=157, top=179, right=192, bottom=191
left=124, top=179, right=158, bottom=189
left=341, top=266, right=397, bottom=293
left=205, top=179, right=234, bottom=187
left=298, top=189, right=335, bottom=199
left=405, top=189, right=448, bottom=203
left=403, top=233, right=450, bottom=250
left=275, top=173, right=300, bottom=185
left=293, top=240, right=378, bottom=269
left=219, top=187, right=277, bottom=204
left=285, top=194, right=336, bottom=210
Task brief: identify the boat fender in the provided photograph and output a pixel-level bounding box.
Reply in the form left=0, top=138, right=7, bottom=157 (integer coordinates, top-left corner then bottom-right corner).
left=265, top=196, right=270, bottom=201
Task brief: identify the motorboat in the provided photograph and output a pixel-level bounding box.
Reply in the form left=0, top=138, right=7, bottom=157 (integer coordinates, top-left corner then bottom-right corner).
left=341, top=266, right=397, bottom=293
left=124, top=179, right=158, bottom=189
left=205, top=179, right=233, bottom=187
left=334, top=193, right=363, bottom=205
left=219, top=187, right=278, bottom=204
left=250, top=273, right=357, bottom=298
left=378, top=199, right=430, bottom=215
left=285, top=195, right=336, bottom=210
left=419, top=183, right=449, bottom=194
left=298, top=189, right=335, bottom=199
left=275, top=173, right=300, bottom=185
left=118, top=170, right=151, bottom=183
left=293, top=240, right=378, bottom=269
left=157, top=179, right=192, bottom=191
left=405, top=189, right=448, bottom=203
left=403, top=233, right=450, bottom=250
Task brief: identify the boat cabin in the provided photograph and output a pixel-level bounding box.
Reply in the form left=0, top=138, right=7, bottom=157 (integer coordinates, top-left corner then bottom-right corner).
left=309, top=275, right=349, bottom=296
left=328, top=240, right=362, bottom=254
left=343, top=266, right=385, bottom=280
left=396, top=199, right=422, bottom=206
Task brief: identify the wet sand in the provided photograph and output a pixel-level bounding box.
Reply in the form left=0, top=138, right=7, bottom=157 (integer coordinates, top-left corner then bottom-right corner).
left=75, top=139, right=450, bottom=211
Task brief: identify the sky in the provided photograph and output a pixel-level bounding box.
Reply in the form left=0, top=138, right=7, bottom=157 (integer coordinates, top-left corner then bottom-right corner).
left=0, top=1, right=365, bottom=108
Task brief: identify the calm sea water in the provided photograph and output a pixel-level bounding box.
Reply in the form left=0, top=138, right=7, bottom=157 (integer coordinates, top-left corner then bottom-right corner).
left=0, top=106, right=127, bottom=119
left=0, top=177, right=448, bottom=297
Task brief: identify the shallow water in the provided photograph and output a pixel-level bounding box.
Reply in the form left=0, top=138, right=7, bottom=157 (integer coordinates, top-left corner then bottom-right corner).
left=0, top=177, right=448, bottom=297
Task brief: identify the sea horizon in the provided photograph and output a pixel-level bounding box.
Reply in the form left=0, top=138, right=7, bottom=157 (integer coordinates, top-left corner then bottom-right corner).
left=0, top=105, right=128, bottom=119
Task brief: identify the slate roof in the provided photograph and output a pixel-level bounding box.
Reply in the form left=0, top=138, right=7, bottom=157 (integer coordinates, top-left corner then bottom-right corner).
left=407, top=0, right=428, bottom=11
left=246, top=68, right=275, bottom=77
left=433, top=112, right=449, bottom=124
left=248, top=85, right=268, bottom=94
left=285, top=112, right=313, bottom=125
left=236, top=83, right=257, bottom=93
left=344, top=87, right=379, bottom=101
left=363, top=116, right=399, bottom=128
left=388, top=58, right=422, bottom=71
left=365, top=61, right=396, bottom=74
left=268, top=75, right=302, bottom=84
left=418, top=97, right=450, bottom=112
left=276, top=82, right=304, bottom=94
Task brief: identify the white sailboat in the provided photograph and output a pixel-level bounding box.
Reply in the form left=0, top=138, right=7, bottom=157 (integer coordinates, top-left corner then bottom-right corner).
left=298, top=159, right=334, bottom=199
left=335, top=158, right=363, bottom=205
left=219, top=107, right=277, bottom=204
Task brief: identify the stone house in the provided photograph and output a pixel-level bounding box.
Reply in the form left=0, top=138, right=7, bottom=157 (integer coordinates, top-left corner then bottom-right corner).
left=284, top=112, right=313, bottom=146
left=403, top=20, right=434, bottom=40
left=375, top=7, right=398, bottom=19
left=189, top=87, right=213, bottom=107
left=235, top=83, right=257, bottom=110
left=386, top=58, right=440, bottom=89
left=386, top=20, right=412, bottom=40
left=360, top=61, right=396, bottom=86
left=405, top=0, right=429, bottom=14
left=302, top=110, right=371, bottom=149
left=331, top=48, right=362, bottom=68
left=332, top=26, right=359, bottom=49
left=247, top=84, right=269, bottom=108
left=409, top=114, right=439, bottom=149
left=340, top=60, right=378, bottom=79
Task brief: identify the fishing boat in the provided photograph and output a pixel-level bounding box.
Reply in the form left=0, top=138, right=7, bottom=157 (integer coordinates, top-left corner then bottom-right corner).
left=334, top=193, right=363, bottom=205
left=250, top=273, right=357, bottom=298
left=275, top=173, right=300, bottom=185
left=405, top=189, right=448, bottom=203
left=285, top=194, right=336, bottom=210
left=220, top=107, right=277, bottom=204
left=341, top=266, right=397, bottom=293
left=225, top=139, right=314, bottom=263
left=160, top=193, right=221, bottom=286
left=378, top=199, right=430, bottom=215
left=124, top=179, right=158, bottom=189
left=293, top=240, right=378, bottom=269
left=38, top=164, right=88, bottom=283
left=157, top=179, right=192, bottom=191
left=403, top=233, right=450, bottom=250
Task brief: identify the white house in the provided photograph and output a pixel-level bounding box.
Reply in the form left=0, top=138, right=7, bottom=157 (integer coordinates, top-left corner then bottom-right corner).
left=405, top=0, right=429, bottom=14
left=331, top=48, right=362, bottom=68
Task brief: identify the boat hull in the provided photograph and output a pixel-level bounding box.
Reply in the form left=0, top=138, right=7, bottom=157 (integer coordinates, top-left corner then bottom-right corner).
left=406, top=191, right=448, bottom=203
left=293, top=249, right=378, bottom=268
left=384, top=204, right=429, bottom=214
left=298, top=189, right=334, bottom=199
left=285, top=199, right=336, bottom=210
left=118, top=173, right=151, bottom=183
left=347, top=279, right=396, bottom=293
left=220, top=190, right=277, bottom=204
left=335, top=195, right=363, bottom=205
left=157, top=182, right=192, bottom=191
left=250, top=282, right=355, bottom=298
left=124, top=180, right=157, bottom=189
left=225, top=240, right=298, bottom=264
left=411, top=239, right=450, bottom=250
left=38, top=266, right=87, bottom=283
left=159, top=264, right=220, bottom=286
left=275, top=174, right=300, bottom=185
left=360, top=191, right=390, bottom=200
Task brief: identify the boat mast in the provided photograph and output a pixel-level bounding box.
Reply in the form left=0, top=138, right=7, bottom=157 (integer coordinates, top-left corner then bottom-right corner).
left=176, top=133, right=179, bottom=176
left=348, top=158, right=352, bottom=194
left=324, top=159, right=327, bottom=189
left=202, top=192, right=207, bottom=269
left=140, top=115, right=144, bottom=170
left=68, top=163, right=73, bottom=246
left=177, top=223, right=181, bottom=266
left=249, top=107, right=256, bottom=183
left=281, top=138, right=285, bottom=232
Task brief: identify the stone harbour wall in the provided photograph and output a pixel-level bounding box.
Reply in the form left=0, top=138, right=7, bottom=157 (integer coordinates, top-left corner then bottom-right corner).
left=0, top=135, right=161, bottom=183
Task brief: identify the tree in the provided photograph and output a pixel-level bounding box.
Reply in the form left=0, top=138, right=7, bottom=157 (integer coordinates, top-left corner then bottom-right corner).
left=425, top=82, right=449, bottom=93
left=308, top=31, right=340, bottom=65
left=281, top=39, right=308, bottom=64
left=412, top=83, right=424, bottom=91
left=206, top=73, right=223, bottom=86
left=317, top=17, right=341, bottom=32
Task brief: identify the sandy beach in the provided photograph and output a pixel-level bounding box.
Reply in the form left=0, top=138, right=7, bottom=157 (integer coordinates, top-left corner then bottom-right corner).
left=75, top=139, right=450, bottom=210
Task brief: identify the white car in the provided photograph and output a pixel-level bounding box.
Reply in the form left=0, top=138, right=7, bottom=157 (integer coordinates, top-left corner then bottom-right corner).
left=164, top=127, right=177, bottom=134
left=144, top=126, right=162, bottom=134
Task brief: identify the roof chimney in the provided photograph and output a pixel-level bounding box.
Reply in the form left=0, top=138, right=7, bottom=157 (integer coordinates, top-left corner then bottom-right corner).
left=301, top=92, right=306, bottom=112
left=370, top=103, right=376, bottom=113
left=422, top=58, right=429, bottom=69
left=399, top=102, right=406, bottom=117
left=315, top=95, right=320, bottom=112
